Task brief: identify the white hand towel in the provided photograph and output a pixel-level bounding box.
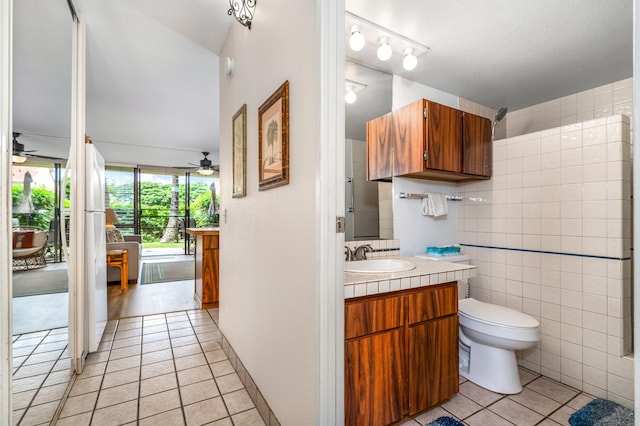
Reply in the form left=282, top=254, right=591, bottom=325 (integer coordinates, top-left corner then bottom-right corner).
left=428, top=193, right=448, bottom=217
left=421, top=197, right=430, bottom=216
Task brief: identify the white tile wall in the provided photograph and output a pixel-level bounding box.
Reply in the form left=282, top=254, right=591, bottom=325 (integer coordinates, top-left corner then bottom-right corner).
left=458, top=112, right=633, bottom=406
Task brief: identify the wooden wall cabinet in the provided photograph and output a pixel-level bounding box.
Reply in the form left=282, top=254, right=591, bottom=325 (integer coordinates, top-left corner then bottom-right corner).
left=187, top=228, right=219, bottom=308
left=366, top=99, right=492, bottom=182
left=344, top=283, right=459, bottom=425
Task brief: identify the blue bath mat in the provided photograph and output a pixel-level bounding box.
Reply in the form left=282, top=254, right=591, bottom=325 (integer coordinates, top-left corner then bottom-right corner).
left=424, top=417, right=464, bottom=426
left=569, top=398, right=633, bottom=425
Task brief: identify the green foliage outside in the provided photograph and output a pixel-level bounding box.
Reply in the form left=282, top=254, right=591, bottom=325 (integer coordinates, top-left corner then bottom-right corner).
left=12, top=184, right=55, bottom=230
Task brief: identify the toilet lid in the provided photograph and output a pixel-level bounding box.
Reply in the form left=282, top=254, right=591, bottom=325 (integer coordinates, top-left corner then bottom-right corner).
left=459, top=298, right=539, bottom=328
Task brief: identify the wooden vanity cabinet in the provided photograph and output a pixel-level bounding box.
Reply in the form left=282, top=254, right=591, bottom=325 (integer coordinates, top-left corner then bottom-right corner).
left=187, top=228, right=220, bottom=308
left=344, top=283, right=459, bottom=425
left=366, top=99, right=492, bottom=181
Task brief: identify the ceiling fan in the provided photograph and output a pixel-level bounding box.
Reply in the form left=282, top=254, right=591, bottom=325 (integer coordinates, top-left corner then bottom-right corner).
left=189, top=152, right=219, bottom=176
left=12, top=132, right=67, bottom=163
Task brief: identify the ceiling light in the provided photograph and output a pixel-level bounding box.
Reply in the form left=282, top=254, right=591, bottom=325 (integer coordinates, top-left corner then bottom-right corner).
left=12, top=154, right=26, bottom=163
left=403, top=47, right=418, bottom=70
left=377, top=37, right=392, bottom=61
left=345, top=87, right=357, bottom=104
left=198, top=168, right=214, bottom=176
left=349, top=25, right=365, bottom=51
left=228, top=0, right=256, bottom=30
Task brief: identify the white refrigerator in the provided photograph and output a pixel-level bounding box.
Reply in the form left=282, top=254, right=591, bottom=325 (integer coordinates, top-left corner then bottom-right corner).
left=85, top=144, right=107, bottom=352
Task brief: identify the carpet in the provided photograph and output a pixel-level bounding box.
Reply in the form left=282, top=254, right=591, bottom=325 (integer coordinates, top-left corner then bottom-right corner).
left=12, top=268, right=68, bottom=297
left=424, top=417, right=464, bottom=426
left=141, top=260, right=194, bottom=284
left=569, top=398, right=634, bottom=426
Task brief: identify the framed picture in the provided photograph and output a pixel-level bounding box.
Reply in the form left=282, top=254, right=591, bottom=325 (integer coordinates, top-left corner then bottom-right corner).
left=258, top=80, right=289, bottom=191
left=232, top=104, right=247, bottom=198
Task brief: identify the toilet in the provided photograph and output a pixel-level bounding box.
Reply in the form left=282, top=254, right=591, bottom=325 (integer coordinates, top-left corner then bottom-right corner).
left=415, top=253, right=540, bottom=394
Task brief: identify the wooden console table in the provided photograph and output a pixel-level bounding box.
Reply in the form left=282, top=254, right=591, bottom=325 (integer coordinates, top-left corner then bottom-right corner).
left=186, top=228, right=219, bottom=308
left=107, top=249, right=129, bottom=292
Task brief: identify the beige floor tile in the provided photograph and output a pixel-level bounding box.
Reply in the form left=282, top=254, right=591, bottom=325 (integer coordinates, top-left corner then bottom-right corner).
left=181, top=379, right=220, bottom=405
left=20, top=400, right=59, bottom=425
left=231, top=408, right=266, bottom=426
left=12, top=388, right=37, bottom=410
left=143, top=339, right=172, bottom=353
left=174, top=353, right=207, bottom=371
left=143, top=331, right=170, bottom=343
left=23, top=349, right=63, bottom=364
left=216, top=373, right=244, bottom=394
left=173, top=343, right=203, bottom=358
left=171, top=335, right=200, bottom=347
left=31, top=382, right=68, bottom=406
left=12, top=374, right=47, bottom=393
left=91, top=399, right=138, bottom=425
left=177, top=364, right=214, bottom=386
left=112, top=335, right=142, bottom=349
left=140, top=372, right=178, bottom=397
left=223, top=389, right=255, bottom=415
left=488, top=398, right=544, bottom=426
left=459, top=381, right=503, bottom=407
left=397, top=419, right=421, bottom=425
left=139, top=388, right=182, bottom=419
left=59, top=391, right=98, bottom=418
left=118, top=321, right=143, bottom=331
left=54, top=411, right=92, bottom=426
left=85, top=350, right=110, bottom=365
left=12, top=408, right=25, bottom=426
left=169, top=327, right=195, bottom=338
left=69, top=375, right=103, bottom=396
left=138, top=408, right=186, bottom=426
left=440, top=393, right=483, bottom=419
left=565, top=393, right=595, bottom=410
left=143, top=324, right=168, bottom=335
left=201, top=340, right=222, bottom=352
left=193, top=324, right=218, bottom=334
left=204, top=350, right=227, bottom=365
left=78, top=361, right=107, bottom=378
left=141, top=359, right=175, bottom=380
left=197, top=331, right=222, bottom=342
left=525, top=377, right=578, bottom=404
left=142, top=348, right=174, bottom=365
left=43, top=369, right=73, bottom=387
left=105, top=355, right=141, bottom=374
left=115, top=328, right=143, bottom=340
left=167, top=321, right=192, bottom=331
left=465, top=409, right=514, bottom=426
left=210, top=417, right=234, bottom=426
left=183, top=396, right=229, bottom=424
left=211, top=360, right=235, bottom=377
left=13, top=361, right=56, bottom=379
left=96, top=381, right=139, bottom=409
left=509, top=388, right=562, bottom=416
left=109, top=344, right=142, bottom=360
left=536, top=419, right=564, bottom=425
left=102, top=366, right=141, bottom=389
left=33, top=340, right=68, bottom=353
left=548, top=404, right=576, bottom=424
left=519, top=367, right=540, bottom=386
left=52, top=357, right=72, bottom=371
left=407, top=406, right=452, bottom=425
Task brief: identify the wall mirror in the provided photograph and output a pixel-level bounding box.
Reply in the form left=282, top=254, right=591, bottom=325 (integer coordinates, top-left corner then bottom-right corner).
left=344, top=60, right=393, bottom=240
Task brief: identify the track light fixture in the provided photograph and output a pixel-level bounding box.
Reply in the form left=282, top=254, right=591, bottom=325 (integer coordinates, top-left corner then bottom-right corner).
left=376, top=37, right=392, bottom=61
left=349, top=25, right=365, bottom=51
left=402, top=47, right=418, bottom=70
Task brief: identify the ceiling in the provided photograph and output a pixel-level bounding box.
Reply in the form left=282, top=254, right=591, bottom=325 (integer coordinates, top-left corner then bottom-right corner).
left=12, top=0, right=633, bottom=167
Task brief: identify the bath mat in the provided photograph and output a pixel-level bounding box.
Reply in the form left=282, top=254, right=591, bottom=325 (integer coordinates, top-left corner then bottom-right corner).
left=141, top=261, right=194, bottom=284
left=569, top=398, right=633, bottom=426
left=424, top=417, right=464, bottom=426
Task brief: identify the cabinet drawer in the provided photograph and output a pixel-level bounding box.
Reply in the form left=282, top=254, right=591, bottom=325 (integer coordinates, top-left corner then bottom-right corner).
left=345, top=296, right=403, bottom=340
left=408, top=283, right=457, bottom=325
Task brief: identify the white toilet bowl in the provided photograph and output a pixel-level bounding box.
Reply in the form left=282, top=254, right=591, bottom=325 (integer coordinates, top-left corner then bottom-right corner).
left=458, top=298, right=540, bottom=394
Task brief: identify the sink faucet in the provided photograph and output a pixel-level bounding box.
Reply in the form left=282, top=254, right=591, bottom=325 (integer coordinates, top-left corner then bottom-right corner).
left=354, top=244, right=372, bottom=261
left=344, top=246, right=354, bottom=261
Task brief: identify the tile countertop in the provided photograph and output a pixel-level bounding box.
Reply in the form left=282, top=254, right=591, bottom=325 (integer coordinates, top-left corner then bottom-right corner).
left=344, top=256, right=477, bottom=299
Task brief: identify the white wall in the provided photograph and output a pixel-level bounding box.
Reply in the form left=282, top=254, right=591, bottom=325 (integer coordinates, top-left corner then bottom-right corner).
left=218, top=2, right=321, bottom=423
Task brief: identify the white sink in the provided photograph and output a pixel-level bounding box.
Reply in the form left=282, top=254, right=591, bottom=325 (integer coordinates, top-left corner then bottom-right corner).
left=345, top=259, right=416, bottom=273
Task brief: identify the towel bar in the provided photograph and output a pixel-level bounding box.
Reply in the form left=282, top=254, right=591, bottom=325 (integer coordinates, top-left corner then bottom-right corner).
left=399, top=192, right=463, bottom=201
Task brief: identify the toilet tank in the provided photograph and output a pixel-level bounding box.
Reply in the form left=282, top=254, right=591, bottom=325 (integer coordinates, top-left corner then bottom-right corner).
left=414, top=253, right=470, bottom=298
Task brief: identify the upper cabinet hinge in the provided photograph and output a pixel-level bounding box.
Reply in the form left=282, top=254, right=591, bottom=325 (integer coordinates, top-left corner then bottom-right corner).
left=423, top=151, right=428, bottom=161
left=336, top=216, right=346, bottom=233
left=424, top=107, right=427, bottom=119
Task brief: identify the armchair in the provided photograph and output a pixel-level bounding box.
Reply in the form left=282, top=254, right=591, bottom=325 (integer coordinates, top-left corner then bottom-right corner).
left=12, top=227, right=48, bottom=271
left=106, top=234, right=142, bottom=284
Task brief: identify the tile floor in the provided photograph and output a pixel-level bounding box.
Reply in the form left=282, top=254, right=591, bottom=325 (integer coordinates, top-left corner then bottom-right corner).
left=11, top=306, right=595, bottom=425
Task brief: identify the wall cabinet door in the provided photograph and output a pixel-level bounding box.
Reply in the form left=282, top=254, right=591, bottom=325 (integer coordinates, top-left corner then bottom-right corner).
left=366, top=111, right=394, bottom=181
left=462, top=112, right=492, bottom=177
left=345, top=328, right=405, bottom=426
left=408, top=315, right=459, bottom=414
left=424, top=100, right=462, bottom=173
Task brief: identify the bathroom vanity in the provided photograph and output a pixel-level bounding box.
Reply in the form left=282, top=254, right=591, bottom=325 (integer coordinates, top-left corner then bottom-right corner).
left=344, top=256, right=476, bottom=425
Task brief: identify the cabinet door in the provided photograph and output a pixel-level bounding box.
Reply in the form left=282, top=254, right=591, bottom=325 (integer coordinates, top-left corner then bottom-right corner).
left=345, top=328, right=405, bottom=426
left=408, top=315, right=459, bottom=414
left=201, top=235, right=219, bottom=304
left=462, top=112, right=492, bottom=177
left=425, top=101, right=462, bottom=173
left=366, top=112, right=394, bottom=180
left=392, top=100, right=426, bottom=176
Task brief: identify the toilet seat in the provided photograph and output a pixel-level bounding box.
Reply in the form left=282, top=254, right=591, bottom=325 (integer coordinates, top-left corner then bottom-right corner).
left=459, top=298, right=539, bottom=342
